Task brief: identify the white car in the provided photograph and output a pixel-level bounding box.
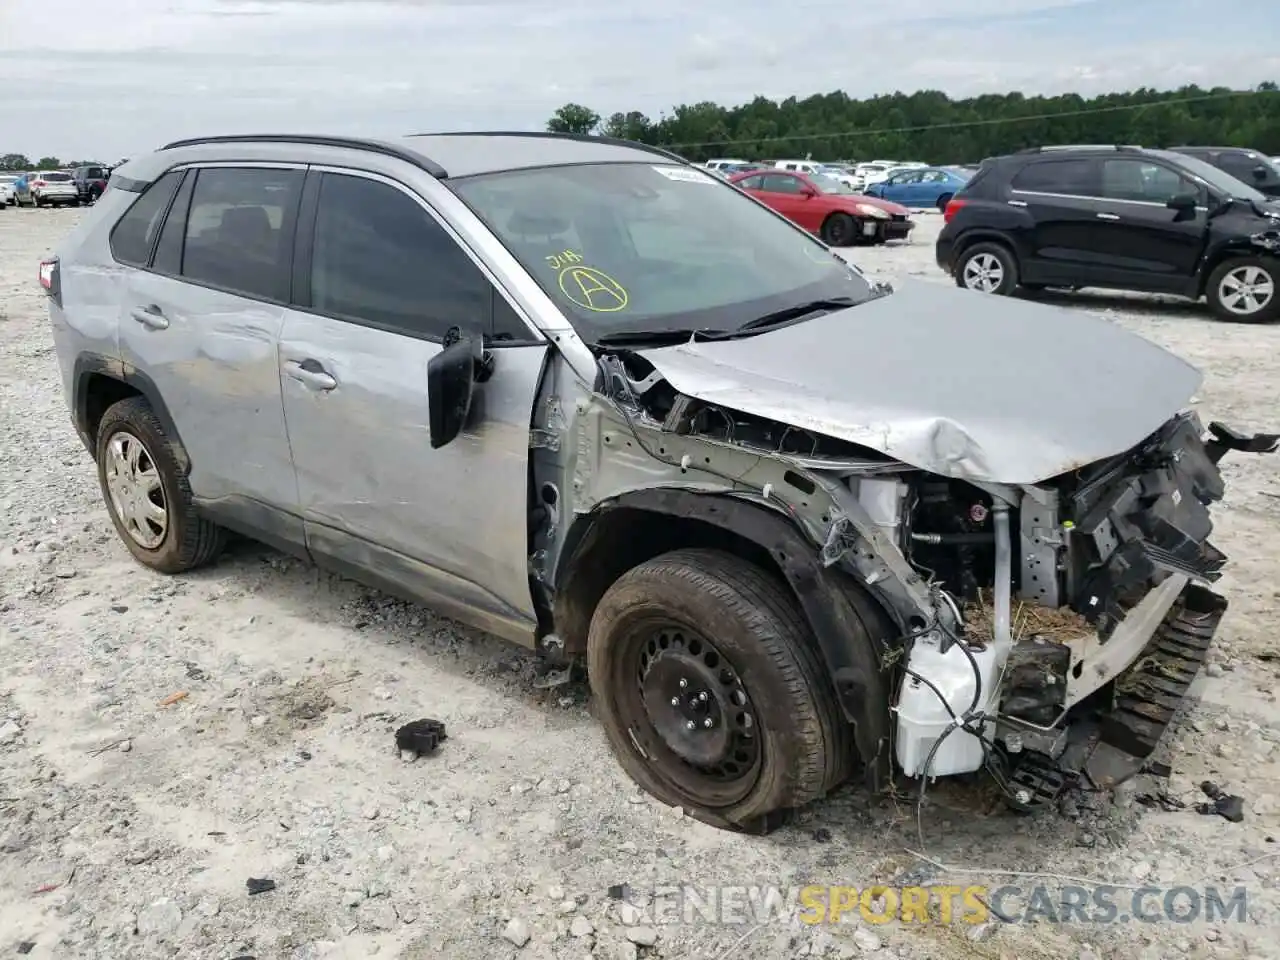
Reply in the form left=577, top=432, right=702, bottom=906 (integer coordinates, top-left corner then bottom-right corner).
left=0, top=175, right=16, bottom=206
left=24, top=170, right=79, bottom=207
left=703, top=158, right=748, bottom=172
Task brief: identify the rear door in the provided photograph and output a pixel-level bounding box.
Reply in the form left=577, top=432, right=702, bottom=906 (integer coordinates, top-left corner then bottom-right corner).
left=278, top=167, right=548, bottom=643
left=1007, top=157, right=1106, bottom=285
left=116, top=164, right=303, bottom=529
left=1084, top=157, right=1207, bottom=293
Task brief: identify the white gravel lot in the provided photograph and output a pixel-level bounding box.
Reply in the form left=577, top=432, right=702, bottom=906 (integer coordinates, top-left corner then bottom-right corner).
left=2, top=205, right=1279, bottom=960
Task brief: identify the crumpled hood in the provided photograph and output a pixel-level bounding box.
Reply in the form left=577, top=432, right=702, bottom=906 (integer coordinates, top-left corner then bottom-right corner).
left=636, top=280, right=1203, bottom=485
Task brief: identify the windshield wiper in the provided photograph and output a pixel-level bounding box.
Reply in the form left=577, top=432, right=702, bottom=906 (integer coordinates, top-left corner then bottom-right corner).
left=733, top=296, right=859, bottom=334
left=594, top=329, right=728, bottom=348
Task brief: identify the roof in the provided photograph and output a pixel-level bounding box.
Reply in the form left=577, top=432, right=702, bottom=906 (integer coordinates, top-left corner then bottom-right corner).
left=154, top=131, right=684, bottom=181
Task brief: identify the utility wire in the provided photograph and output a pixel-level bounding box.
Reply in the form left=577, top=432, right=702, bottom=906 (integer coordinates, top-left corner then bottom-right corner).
left=660, top=88, right=1277, bottom=151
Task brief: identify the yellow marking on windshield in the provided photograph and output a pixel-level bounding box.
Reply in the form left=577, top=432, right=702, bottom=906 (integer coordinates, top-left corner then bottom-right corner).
left=558, top=265, right=629, bottom=312
left=545, top=249, right=584, bottom=270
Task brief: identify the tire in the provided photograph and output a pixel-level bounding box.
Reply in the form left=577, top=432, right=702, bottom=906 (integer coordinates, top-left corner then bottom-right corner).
left=955, top=241, right=1019, bottom=295
left=587, top=548, right=849, bottom=831
left=1205, top=257, right=1279, bottom=323
left=820, top=212, right=859, bottom=247
left=936, top=192, right=954, bottom=212
left=95, top=397, right=226, bottom=574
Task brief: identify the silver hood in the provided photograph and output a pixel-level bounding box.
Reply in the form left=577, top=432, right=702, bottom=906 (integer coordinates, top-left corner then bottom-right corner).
left=636, top=279, right=1202, bottom=484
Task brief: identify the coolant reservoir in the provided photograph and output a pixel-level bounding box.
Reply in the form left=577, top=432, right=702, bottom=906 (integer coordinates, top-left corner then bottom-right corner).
left=895, top=633, right=1001, bottom=778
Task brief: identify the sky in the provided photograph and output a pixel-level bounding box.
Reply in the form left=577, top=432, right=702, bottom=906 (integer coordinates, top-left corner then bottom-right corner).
left=1, top=0, right=1277, bottom=162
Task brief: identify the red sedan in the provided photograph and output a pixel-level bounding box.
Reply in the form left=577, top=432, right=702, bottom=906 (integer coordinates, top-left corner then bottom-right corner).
left=728, top=169, right=914, bottom=247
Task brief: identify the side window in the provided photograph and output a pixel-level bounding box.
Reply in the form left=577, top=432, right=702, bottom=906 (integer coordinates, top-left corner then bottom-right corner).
left=1215, top=153, right=1253, bottom=180
left=152, top=171, right=195, bottom=276
left=181, top=167, right=303, bottom=302
left=308, top=172, right=513, bottom=341
left=1100, top=160, right=1196, bottom=204
left=108, top=170, right=184, bottom=267
left=1010, top=159, right=1095, bottom=195
left=737, top=175, right=765, bottom=190
left=761, top=174, right=803, bottom=194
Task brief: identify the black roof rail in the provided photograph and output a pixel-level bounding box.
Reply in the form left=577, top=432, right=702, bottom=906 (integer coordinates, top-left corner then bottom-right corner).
left=158, top=134, right=449, bottom=178
left=405, top=129, right=692, bottom=166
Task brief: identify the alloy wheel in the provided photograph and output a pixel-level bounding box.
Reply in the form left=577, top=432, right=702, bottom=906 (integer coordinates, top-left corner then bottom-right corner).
left=962, top=252, right=1004, bottom=292
left=1217, top=265, right=1275, bottom=317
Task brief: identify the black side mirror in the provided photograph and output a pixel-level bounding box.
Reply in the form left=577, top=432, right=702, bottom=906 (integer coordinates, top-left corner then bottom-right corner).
left=1167, top=192, right=1198, bottom=211
left=427, top=328, right=493, bottom=449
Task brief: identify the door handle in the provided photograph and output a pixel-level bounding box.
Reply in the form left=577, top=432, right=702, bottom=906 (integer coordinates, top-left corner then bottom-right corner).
left=130, top=305, right=169, bottom=330
left=1007, top=200, right=1028, bottom=207
left=1095, top=212, right=1121, bottom=221
left=284, top=359, right=337, bottom=391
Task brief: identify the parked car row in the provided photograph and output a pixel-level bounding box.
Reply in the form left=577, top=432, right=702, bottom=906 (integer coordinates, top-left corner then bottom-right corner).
left=936, top=143, right=1280, bottom=323
left=0, top=164, right=113, bottom=208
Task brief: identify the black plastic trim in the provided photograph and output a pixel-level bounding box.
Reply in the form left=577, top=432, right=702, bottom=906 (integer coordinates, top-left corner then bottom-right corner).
left=158, top=134, right=449, bottom=178
left=71, top=353, right=188, bottom=468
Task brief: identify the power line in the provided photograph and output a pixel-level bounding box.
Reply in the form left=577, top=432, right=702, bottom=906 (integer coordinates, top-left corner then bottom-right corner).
left=661, top=89, right=1276, bottom=151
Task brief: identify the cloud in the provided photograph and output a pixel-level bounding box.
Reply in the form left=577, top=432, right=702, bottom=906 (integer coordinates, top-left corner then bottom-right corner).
left=0, top=0, right=1275, bottom=159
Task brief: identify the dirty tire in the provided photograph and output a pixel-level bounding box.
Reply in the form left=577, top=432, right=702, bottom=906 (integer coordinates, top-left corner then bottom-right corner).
left=1205, top=257, right=1279, bottom=324
left=820, top=212, right=858, bottom=247
left=95, top=396, right=226, bottom=574
left=936, top=192, right=954, bottom=211
left=587, top=548, right=848, bottom=830
left=955, top=241, right=1019, bottom=295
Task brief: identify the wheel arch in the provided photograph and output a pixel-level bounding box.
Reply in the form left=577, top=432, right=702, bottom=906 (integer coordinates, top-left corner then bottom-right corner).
left=72, top=353, right=189, bottom=471
left=952, top=228, right=1020, bottom=263
left=553, top=488, right=895, bottom=787
left=1196, top=242, right=1279, bottom=298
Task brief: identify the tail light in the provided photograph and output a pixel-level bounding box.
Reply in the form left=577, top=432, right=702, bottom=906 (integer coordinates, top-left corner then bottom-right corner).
left=943, top=198, right=967, bottom=223
left=39, top=258, right=61, bottom=306
left=33, top=179, right=47, bottom=187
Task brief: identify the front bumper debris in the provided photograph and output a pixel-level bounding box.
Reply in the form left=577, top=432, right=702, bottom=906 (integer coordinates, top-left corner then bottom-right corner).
left=1004, top=583, right=1227, bottom=809
left=879, top=216, right=914, bottom=242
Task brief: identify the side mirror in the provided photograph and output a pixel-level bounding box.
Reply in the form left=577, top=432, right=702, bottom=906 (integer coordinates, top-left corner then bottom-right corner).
left=1166, top=192, right=1198, bottom=211
left=427, top=328, right=493, bottom=449
left=800, top=186, right=817, bottom=198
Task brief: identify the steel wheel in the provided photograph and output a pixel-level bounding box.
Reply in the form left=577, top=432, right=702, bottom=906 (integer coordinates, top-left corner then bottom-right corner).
left=962, top=252, right=1004, bottom=292
left=103, top=430, right=168, bottom=549
left=1217, top=264, right=1275, bottom=317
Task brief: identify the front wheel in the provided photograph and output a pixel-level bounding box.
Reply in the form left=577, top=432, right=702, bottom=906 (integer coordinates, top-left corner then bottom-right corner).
left=955, top=241, right=1019, bottom=295
left=820, top=212, right=859, bottom=247
left=587, top=548, right=849, bottom=831
left=95, top=397, right=226, bottom=573
left=1206, top=257, right=1278, bottom=323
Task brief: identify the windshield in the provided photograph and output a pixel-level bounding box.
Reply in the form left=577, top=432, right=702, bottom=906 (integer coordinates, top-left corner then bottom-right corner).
left=448, top=162, right=876, bottom=343
left=40, top=172, right=72, bottom=181
left=810, top=174, right=855, bottom=194
left=1153, top=151, right=1268, bottom=202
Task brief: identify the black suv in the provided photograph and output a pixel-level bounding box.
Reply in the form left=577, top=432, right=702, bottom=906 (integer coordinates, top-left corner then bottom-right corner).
left=1167, top=146, right=1280, bottom=199
left=71, top=164, right=111, bottom=204
left=936, top=145, right=1280, bottom=323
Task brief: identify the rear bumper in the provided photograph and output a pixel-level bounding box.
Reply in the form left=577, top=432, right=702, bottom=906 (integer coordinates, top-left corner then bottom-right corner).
left=34, top=190, right=78, bottom=203
left=935, top=237, right=955, bottom=273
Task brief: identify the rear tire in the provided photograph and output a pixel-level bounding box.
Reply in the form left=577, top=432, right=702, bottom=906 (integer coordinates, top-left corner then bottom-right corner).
left=955, top=241, right=1019, bottom=296
left=820, top=212, right=859, bottom=247
left=95, top=397, right=226, bottom=574
left=587, top=548, right=849, bottom=831
left=1205, top=257, right=1279, bottom=323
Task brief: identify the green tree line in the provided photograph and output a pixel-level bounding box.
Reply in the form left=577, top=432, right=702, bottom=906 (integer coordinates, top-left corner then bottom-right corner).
left=0, top=154, right=115, bottom=171
left=547, top=82, right=1280, bottom=163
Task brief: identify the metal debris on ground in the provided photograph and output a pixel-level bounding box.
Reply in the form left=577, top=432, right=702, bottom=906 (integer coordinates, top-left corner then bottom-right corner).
left=1197, top=781, right=1245, bottom=823
left=245, top=878, right=276, bottom=895
left=394, top=719, right=447, bottom=757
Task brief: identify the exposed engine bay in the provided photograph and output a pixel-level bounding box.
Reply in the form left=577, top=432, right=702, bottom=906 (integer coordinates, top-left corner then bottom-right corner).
left=575, top=347, right=1279, bottom=811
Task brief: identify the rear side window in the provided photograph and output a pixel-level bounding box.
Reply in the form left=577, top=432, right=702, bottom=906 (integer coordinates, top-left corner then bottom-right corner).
left=109, top=170, right=184, bottom=267
left=181, top=167, right=303, bottom=302
left=308, top=172, right=511, bottom=341
left=1010, top=159, right=1094, bottom=195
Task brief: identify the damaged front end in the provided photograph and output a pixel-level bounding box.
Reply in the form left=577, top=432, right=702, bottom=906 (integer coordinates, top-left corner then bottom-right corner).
left=569, top=339, right=1277, bottom=812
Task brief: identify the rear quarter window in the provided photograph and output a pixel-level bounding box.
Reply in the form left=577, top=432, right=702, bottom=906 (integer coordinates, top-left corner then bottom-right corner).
left=108, top=171, right=185, bottom=267
left=1010, top=159, right=1095, bottom=195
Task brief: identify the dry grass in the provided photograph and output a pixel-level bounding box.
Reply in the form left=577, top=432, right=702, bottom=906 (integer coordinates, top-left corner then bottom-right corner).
left=962, top=588, right=1094, bottom=645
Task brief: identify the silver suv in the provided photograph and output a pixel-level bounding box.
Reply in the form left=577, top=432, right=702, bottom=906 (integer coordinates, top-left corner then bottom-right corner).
left=43, top=132, right=1276, bottom=832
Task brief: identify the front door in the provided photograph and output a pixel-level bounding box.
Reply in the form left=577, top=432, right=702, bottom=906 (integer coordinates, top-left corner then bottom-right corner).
left=116, top=164, right=303, bottom=518
left=1085, top=158, right=1208, bottom=294
left=278, top=168, right=548, bottom=644
left=757, top=173, right=821, bottom=230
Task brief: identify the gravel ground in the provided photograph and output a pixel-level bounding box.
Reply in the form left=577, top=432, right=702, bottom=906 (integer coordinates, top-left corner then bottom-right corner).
left=2, top=205, right=1279, bottom=960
